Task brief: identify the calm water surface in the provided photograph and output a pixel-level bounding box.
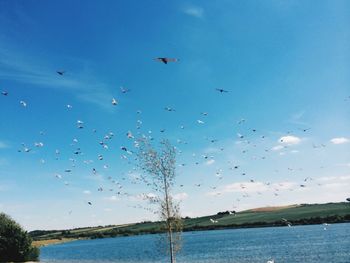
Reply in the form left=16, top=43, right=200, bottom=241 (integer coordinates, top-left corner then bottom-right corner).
left=40, top=223, right=350, bottom=263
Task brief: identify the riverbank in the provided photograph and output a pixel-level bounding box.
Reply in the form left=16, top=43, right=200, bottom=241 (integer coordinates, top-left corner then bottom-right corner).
left=32, top=238, right=78, bottom=247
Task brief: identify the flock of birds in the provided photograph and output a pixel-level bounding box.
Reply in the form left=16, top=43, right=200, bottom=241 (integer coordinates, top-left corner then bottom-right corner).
left=1, top=57, right=348, bottom=232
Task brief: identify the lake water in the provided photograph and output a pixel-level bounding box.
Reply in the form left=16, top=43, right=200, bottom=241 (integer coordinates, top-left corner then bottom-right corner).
left=40, top=223, right=350, bottom=263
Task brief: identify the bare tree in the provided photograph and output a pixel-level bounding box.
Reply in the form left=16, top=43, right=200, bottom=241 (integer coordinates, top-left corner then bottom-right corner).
left=137, top=138, right=182, bottom=263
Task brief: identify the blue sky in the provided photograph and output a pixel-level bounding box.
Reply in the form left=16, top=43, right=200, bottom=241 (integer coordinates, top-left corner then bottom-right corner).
left=0, top=0, right=349, bottom=231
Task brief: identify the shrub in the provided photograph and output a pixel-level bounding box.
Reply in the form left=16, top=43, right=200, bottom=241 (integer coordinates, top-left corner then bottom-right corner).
left=0, top=213, right=39, bottom=262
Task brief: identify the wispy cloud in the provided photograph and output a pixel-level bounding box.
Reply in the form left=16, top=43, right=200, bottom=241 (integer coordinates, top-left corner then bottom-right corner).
left=288, top=111, right=308, bottom=125
left=207, top=175, right=350, bottom=198
left=330, top=137, right=349, bottom=145
left=0, top=158, right=9, bottom=166
left=0, top=38, right=114, bottom=109
left=173, top=192, right=189, bottom=201
left=271, top=145, right=284, bottom=151
left=105, top=195, right=119, bottom=202
left=205, top=159, right=215, bottom=165
left=183, top=6, right=204, bottom=18
left=0, top=141, right=9, bottom=149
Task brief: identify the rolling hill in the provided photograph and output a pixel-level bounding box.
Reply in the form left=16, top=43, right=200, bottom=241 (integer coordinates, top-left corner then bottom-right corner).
left=30, top=202, right=350, bottom=243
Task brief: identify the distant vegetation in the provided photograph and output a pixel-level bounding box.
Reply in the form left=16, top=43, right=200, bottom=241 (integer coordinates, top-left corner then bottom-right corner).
left=30, top=202, right=350, bottom=242
left=0, top=213, right=39, bottom=262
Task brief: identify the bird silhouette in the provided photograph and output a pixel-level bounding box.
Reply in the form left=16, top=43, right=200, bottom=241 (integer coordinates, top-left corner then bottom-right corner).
left=155, top=57, right=179, bottom=64
left=56, top=70, right=65, bottom=75
left=216, top=88, right=229, bottom=93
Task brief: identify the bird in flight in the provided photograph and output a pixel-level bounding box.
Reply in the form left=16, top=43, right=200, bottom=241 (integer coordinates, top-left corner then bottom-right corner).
left=112, top=98, right=118, bottom=105
left=155, top=57, right=179, bottom=64
left=164, top=106, right=176, bottom=112
left=120, top=87, right=130, bottom=93
left=1, top=91, right=8, bottom=96
left=56, top=70, right=65, bottom=75
left=216, top=88, right=229, bottom=93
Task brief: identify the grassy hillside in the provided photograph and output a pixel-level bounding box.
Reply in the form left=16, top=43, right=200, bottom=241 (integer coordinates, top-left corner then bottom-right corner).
left=30, top=202, right=350, bottom=242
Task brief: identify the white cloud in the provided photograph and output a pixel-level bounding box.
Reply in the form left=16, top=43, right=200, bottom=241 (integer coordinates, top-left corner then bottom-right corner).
left=279, top=135, right=301, bottom=145
left=330, top=137, right=349, bottom=144
left=183, top=6, right=204, bottom=18
left=205, top=159, right=215, bottom=165
left=106, top=195, right=119, bottom=202
left=272, top=145, right=283, bottom=151
left=173, top=192, right=189, bottom=201
left=317, top=175, right=350, bottom=182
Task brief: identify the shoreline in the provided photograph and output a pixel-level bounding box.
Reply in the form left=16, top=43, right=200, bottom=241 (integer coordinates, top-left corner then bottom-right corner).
left=34, top=221, right=350, bottom=248
left=32, top=238, right=80, bottom=247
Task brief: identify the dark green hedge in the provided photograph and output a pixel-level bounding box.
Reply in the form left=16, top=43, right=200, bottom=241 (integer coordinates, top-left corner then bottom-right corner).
left=0, top=213, right=39, bottom=262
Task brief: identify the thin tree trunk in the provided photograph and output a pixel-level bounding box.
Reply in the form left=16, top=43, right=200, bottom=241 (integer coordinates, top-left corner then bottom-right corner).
left=162, top=163, right=175, bottom=263
left=168, top=225, right=175, bottom=263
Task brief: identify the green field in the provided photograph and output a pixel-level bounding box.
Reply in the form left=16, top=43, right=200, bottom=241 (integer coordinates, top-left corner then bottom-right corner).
left=30, top=202, right=350, bottom=241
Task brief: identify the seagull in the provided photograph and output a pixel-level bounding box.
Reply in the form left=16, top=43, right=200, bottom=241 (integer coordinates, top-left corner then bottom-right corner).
left=210, top=218, right=218, bottom=223
left=299, top=128, right=311, bottom=132
left=127, top=131, right=134, bottom=139
left=1, top=91, right=8, bottom=96
left=66, top=104, right=73, bottom=109
left=20, top=100, right=27, bottom=107
left=120, top=87, right=130, bottom=93
left=281, top=218, right=292, bottom=227
left=155, top=57, right=179, bottom=64
left=237, top=119, right=245, bottom=124
left=57, top=70, right=65, bottom=75
left=164, top=106, right=176, bottom=112
left=215, top=88, right=229, bottom=93
left=87, top=201, right=92, bottom=205
left=112, top=98, right=118, bottom=105
left=197, top=119, right=205, bottom=124
left=18, top=143, right=31, bottom=153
